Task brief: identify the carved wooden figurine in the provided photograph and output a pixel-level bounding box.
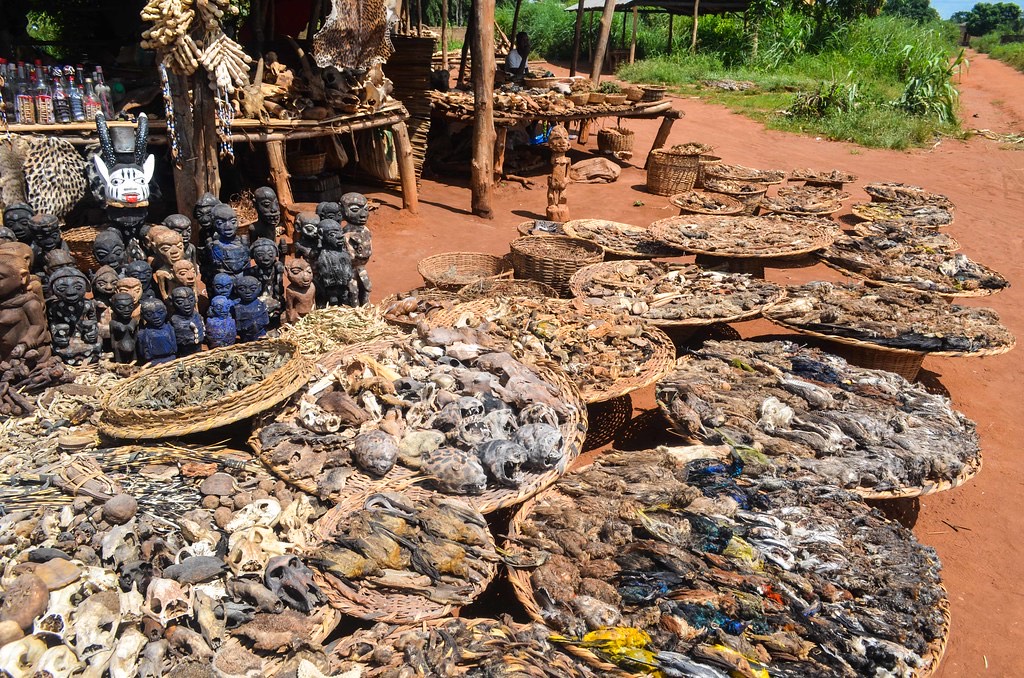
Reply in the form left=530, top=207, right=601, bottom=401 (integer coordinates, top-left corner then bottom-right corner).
left=47, top=266, right=101, bottom=365
left=546, top=124, right=572, bottom=222
left=341, top=192, right=372, bottom=306
left=136, top=298, right=177, bottom=364
left=147, top=225, right=190, bottom=300
left=108, top=292, right=139, bottom=363
left=163, top=214, right=199, bottom=266
left=205, top=296, right=237, bottom=348
left=251, top=187, right=283, bottom=247
left=3, top=203, right=35, bottom=246
left=293, top=212, right=322, bottom=263
left=29, top=214, right=70, bottom=277
left=206, top=204, right=251, bottom=284
left=94, top=113, right=154, bottom=262
left=233, top=275, right=270, bottom=342
left=193, top=192, right=221, bottom=262
left=283, top=257, right=316, bottom=324
left=248, top=238, right=285, bottom=321
left=91, top=265, right=120, bottom=342
left=169, top=286, right=205, bottom=356
left=124, top=259, right=157, bottom=300
left=93, top=229, right=128, bottom=275
left=314, top=219, right=358, bottom=308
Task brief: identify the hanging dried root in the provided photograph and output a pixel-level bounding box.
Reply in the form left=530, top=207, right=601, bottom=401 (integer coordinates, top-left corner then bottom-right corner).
left=201, top=33, right=252, bottom=93
left=196, top=0, right=240, bottom=30
left=140, top=0, right=196, bottom=49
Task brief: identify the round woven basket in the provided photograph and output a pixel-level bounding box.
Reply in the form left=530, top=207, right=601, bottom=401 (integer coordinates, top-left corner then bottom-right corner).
left=568, top=92, right=589, bottom=106
left=524, top=76, right=557, bottom=89
left=647, top=149, right=701, bottom=195
left=641, top=85, right=668, bottom=102
left=582, top=394, right=633, bottom=452
left=703, top=177, right=767, bottom=216
left=99, top=339, right=312, bottom=439
left=669, top=190, right=745, bottom=216
left=379, top=288, right=459, bottom=328
left=604, top=93, right=628, bottom=105
left=624, top=85, right=644, bottom=102
left=509, top=235, right=604, bottom=297
left=288, top=152, right=326, bottom=176
left=310, top=493, right=498, bottom=624
left=251, top=338, right=588, bottom=514
left=705, top=163, right=786, bottom=185
left=456, top=277, right=558, bottom=300
left=587, top=91, right=607, bottom=104
left=597, top=126, right=635, bottom=154
left=416, top=252, right=513, bottom=290
left=63, top=226, right=104, bottom=271
left=695, top=154, right=721, bottom=188
left=516, top=219, right=565, bottom=237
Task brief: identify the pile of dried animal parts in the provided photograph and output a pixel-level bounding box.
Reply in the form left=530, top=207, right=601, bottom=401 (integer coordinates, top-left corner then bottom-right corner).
left=281, top=305, right=397, bottom=356
left=788, top=168, right=857, bottom=186
left=821, top=234, right=1009, bottom=296
left=380, top=289, right=459, bottom=327
left=863, top=182, right=954, bottom=209
left=851, top=202, right=953, bottom=228
left=507, top=448, right=948, bottom=678
left=760, top=186, right=849, bottom=215
left=849, top=222, right=960, bottom=253
left=435, top=298, right=675, bottom=402
left=253, top=330, right=581, bottom=505
left=561, top=219, right=682, bottom=257
left=328, top=617, right=597, bottom=676
left=669, top=191, right=744, bottom=215
left=571, top=261, right=784, bottom=324
left=704, top=163, right=786, bottom=184
left=309, top=493, right=498, bottom=609
left=766, top=282, right=1015, bottom=353
left=656, top=340, right=981, bottom=494
left=0, top=447, right=345, bottom=678
left=651, top=214, right=838, bottom=258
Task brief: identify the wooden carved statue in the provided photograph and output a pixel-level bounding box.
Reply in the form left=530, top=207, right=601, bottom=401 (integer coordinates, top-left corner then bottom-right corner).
left=341, top=192, right=372, bottom=305
left=94, top=113, right=155, bottom=261
left=163, top=213, right=199, bottom=266
left=147, top=225, right=189, bottom=300
left=47, top=266, right=101, bottom=365
left=283, top=257, right=316, bottom=324
left=314, top=219, right=358, bottom=308
left=546, top=124, right=571, bottom=222
left=108, top=292, right=139, bottom=364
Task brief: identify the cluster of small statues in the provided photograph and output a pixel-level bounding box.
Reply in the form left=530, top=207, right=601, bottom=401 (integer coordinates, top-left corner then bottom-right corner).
left=0, top=188, right=373, bottom=370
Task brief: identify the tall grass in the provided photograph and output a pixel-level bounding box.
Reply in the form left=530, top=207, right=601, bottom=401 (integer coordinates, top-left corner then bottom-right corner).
left=973, top=31, right=1024, bottom=72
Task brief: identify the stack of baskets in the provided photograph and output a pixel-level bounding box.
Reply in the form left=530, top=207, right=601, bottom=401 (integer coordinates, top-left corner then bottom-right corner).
left=641, top=85, right=668, bottom=102
left=597, top=127, right=635, bottom=155
left=647, top=143, right=713, bottom=196
left=509, top=235, right=603, bottom=297
left=695, top=154, right=722, bottom=188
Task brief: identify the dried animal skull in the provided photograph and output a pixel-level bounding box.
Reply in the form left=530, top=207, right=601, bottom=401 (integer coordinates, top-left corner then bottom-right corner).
left=143, top=578, right=191, bottom=628
left=73, top=590, right=121, bottom=660
left=264, top=555, right=323, bottom=613
left=226, top=526, right=288, bottom=575
left=108, top=626, right=148, bottom=678
left=0, top=634, right=48, bottom=677
left=32, top=643, right=81, bottom=678
left=225, top=498, right=282, bottom=532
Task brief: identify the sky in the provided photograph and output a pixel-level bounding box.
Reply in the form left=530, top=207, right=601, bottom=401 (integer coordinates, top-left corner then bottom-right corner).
left=933, top=0, right=979, bottom=18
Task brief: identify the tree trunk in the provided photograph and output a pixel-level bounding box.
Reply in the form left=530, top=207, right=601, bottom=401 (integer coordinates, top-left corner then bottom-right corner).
left=510, top=0, right=525, bottom=45
left=667, top=13, right=674, bottom=52
left=691, top=0, right=700, bottom=52
left=441, top=0, right=450, bottom=70
left=416, top=0, right=423, bottom=35
left=570, top=0, right=586, bottom=77
left=590, top=0, right=617, bottom=84
left=629, top=7, right=638, bottom=64
left=470, top=0, right=496, bottom=218
left=458, top=9, right=475, bottom=85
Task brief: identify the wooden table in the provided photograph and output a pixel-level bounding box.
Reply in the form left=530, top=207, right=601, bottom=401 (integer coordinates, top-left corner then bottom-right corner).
left=4, top=101, right=419, bottom=214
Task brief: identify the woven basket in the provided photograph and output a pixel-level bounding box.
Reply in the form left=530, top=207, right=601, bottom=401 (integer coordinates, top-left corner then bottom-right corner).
left=568, top=92, right=590, bottom=106
left=516, top=219, right=564, bottom=237
left=597, top=126, right=635, bottom=154
left=604, top=93, right=628, bottom=105
left=587, top=91, right=607, bottom=104
left=669, top=190, right=745, bottom=216
left=695, top=154, right=721, bottom=188
left=524, top=76, right=556, bottom=89
left=416, top=252, right=513, bottom=290
left=624, top=85, right=644, bottom=101
left=705, top=163, right=786, bottom=185
left=646, top=149, right=701, bottom=195
left=251, top=338, right=588, bottom=513
left=641, top=85, right=668, bottom=102
left=379, top=288, right=459, bottom=328
left=288, top=152, right=326, bottom=176
left=582, top=394, right=633, bottom=452
left=703, top=177, right=767, bottom=216
left=561, top=219, right=682, bottom=259
left=309, top=493, right=498, bottom=624
left=63, top=226, right=103, bottom=271
left=508, top=235, right=604, bottom=297
left=456, top=277, right=558, bottom=300
left=99, top=339, right=312, bottom=439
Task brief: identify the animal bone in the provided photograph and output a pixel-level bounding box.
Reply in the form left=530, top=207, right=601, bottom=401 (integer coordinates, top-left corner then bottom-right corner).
left=0, top=634, right=47, bottom=677
left=193, top=590, right=226, bottom=649
left=264, top=555, right=323, bottom=613
left=225, top=498, right=282, bottom=532
left=137, top=639, right=169, bottom=678
left=226, top=578, right=283, bottom=613
left=73, top=590, right=121, bottom=660
left=108, top=626, right=148, bottom=678
left=31, top=643, right=81, bottom=678
left=143, top=578, right=191, bottom=628
left=226, top=526, right=288, bottom=575
left=166, top=624, right=214, bottom=662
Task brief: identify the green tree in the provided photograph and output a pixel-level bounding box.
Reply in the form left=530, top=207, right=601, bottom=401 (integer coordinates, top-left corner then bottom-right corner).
left=951, top=2, right=1024, bottom=35
left=884, top=0, right=941, bottom=23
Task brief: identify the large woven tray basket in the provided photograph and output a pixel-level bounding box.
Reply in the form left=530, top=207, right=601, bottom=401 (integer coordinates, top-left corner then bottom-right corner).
left=509, top=235, right=604, bottom=297
left=417, top=252, right=513, bottom=290
left=99, top=339, right=312, bottom=439
left=250, top=338, right=588, bottom=514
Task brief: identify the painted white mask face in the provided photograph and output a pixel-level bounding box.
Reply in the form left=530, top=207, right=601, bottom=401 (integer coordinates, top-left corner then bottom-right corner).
left=94, top=155, right=155, bottom=205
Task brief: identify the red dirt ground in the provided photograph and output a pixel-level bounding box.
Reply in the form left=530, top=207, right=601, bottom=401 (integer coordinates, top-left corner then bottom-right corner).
left=351, top=49, right=1024, bottom=675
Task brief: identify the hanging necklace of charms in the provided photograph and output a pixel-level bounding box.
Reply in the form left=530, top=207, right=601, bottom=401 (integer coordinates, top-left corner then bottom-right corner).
left=158, top=63, right=182, bottom=167
left=214, top=84, right=234, bottom=161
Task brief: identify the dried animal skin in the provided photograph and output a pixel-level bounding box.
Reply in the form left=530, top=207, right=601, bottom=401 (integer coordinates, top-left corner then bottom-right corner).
left=766, top=282, right=1014, bottom=353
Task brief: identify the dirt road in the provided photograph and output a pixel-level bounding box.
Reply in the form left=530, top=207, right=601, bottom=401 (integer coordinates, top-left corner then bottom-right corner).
left=353, top=55, right=1024, bottom=675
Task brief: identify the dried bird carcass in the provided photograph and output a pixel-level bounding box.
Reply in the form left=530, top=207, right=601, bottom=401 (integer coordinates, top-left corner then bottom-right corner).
left=656, top=339, right=982, bottom=495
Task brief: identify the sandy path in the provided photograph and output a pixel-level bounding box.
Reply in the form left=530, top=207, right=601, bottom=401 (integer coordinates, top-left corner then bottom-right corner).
left=347, top=60, right=1024, bottom=675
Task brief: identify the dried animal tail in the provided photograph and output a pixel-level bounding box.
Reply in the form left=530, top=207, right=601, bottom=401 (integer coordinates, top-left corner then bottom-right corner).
left=135, top=113, right=150, bottom=167
left=95, top=113, right=116, bottom=168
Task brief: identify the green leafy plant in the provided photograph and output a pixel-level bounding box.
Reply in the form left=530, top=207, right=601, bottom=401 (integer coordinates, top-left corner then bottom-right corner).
left=892, top=45, right=965, bottom=123
left=598, top=81, right=622, bottom=94
left=788, top=80, right=860, bottom=117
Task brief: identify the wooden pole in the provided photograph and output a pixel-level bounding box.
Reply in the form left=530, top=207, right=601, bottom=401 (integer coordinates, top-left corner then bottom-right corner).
left=416, top=0, right=423, bottom=35
left=629, top=7, right=637, bottom=64
left=458, top=9, right=475, bottom=85
left=510, top=0, right=525, bottom=45
left=392, top=121, right=420, bottom=213
left=691, top=0, right=700, bottom=52
left=493, top=126, right=507, bottom=177
left=667, top=13, right=674, bottom=52
left=470, top=0, right=496, bottom=218
left=590, top=0, right=617, bottom=85
left=588, top=10, right=595, bottom=63
left=169, top=72, right=198, bottom=219
left=265, top=140, right=294, bottom=206
left=441, top=0, right=449, bottom=70
left=570, top=0, right=585, bottom=77
left=192, top=71, right=221, bottom=199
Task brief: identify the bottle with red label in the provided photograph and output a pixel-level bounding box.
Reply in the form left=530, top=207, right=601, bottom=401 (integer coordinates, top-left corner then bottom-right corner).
left=15, top=63, right=34, bottom=124
left=50, top=66, right=72, bottom=124
left=33, top=63, right=54, bottom=125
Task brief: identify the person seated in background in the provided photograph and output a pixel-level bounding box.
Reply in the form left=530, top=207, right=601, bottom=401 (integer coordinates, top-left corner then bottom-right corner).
left=505, top=32, right=531, bottom=81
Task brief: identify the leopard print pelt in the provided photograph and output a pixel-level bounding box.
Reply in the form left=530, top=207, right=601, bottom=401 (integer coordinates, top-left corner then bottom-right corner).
left=22, top=136, right=87, bottom=219
left=313, top=0, right=394, bottom=69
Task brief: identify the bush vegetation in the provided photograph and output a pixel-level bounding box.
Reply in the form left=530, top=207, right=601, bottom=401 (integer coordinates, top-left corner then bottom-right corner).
left=972, top=30, right=1024, bottom=72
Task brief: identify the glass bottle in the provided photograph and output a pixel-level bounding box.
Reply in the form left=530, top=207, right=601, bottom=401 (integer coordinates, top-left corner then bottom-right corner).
left=67, top=66, right=85, bottom=122
left=94, top=66, right=114, bottom=117
left=50, top=66, right=72, bottom=124
left=15, top=63, right=34, bottom=124
left=0, top=61, right=14, bottom=123
left=33, top=64, right=54, bottom=125
left=83, top=77, right=100, bottom=121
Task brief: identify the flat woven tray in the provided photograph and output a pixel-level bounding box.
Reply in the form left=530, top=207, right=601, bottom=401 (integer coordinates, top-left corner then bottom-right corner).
left=429, top=298, right=677, bottom=404
left=250, top=338, right=587, bottom=514
left=788, top=168, right=858, bottom=186
left=569, top=260, right=785, bottom=327
left=561, top=219, right=682, bottom=259
left=456, top=277, right=558, bottom=300
left=820, top=256, right=1007, bottom=299
left=309, top=493, right=498, bottom=624
left=850, top=202, right=954, bottom=228
left=864, top=182, right=955, bottom=209
left=704, top=162, right=786, bottom=184
left=668, top=190, right=745, bottom=216
left=99, top=339, right=313, bottom=439
left=650, top=213, right=838, bottom=259
left=516, top=220, right=565, bottom=237
left=849, top=222, right=961, bottom=252
left=417, top=252, right=513, bottom=290
left=379, top=288, right=460, bottom=328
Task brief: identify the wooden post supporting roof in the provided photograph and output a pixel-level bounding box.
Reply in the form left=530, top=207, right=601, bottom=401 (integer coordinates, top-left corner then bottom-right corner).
left=590, top=0, right=618, bottom=84
left=691, top=0, right=700, bottom=51
left=667, top=13, right=674, bottom=51
left=470, top=0, right=496, bottom=218
left=510, top=0, right=525, bottom=46
left=571, top=0, right=586, bottom=76
left=629, top=7, right=638, bottom=64
left=441, top=0, right=449, bottom=70
left=458, top=9, right=475, bottom=84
